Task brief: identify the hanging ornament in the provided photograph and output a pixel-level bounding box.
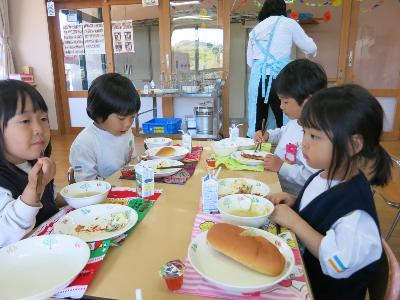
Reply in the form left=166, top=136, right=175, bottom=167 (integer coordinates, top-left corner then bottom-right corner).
left=290, top=10, right=300, bottom=20
left=322, top=10, right=331, bottom=21
left=298, top=0, right=340, bottom=7
left=199, top=8, right=208, bottom=17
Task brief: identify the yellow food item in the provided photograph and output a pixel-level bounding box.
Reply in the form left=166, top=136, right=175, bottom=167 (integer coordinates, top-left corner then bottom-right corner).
left=73, top=192, right=101, bottom=198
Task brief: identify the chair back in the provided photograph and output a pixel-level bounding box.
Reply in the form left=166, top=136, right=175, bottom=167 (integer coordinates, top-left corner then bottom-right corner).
left=368, top=238, right=400, bottom=300
left=67, top=167, right=75, bottom=185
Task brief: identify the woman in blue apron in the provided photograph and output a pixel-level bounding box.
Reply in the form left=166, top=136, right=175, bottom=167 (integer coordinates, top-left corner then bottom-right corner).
left=247, top=0, right=317, bottom=138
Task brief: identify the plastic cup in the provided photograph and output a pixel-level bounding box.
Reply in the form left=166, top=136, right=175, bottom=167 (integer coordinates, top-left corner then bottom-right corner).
left=159, top=259, right=186, bottom=291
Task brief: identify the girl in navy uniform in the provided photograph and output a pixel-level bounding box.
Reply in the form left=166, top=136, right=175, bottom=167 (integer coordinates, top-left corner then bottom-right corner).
left=0, top=80, right=58, bottom=247
left=268, top=84, right=392, bottom=300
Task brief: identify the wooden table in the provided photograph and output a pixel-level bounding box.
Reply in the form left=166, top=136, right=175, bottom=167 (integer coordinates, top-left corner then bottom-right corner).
left=85, top=141, right=297, bottom=299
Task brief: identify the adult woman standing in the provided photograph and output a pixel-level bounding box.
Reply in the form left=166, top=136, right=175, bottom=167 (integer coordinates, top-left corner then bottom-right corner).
left=247, top=0, right=317, bottom=137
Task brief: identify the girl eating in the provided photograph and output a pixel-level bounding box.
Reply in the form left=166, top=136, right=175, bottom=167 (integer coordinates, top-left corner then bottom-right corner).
left=268, top=84, right=392, bottom=299
left=0, top=80, right=58, bottom=247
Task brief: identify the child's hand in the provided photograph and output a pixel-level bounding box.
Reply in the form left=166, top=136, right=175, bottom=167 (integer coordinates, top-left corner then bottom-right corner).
left=269, top=204, right=300, bottom=229
left=36, top=157, right=56, bottom=186
left=254, top=130, right=269, bottom=143
left=267, top=192, right=296, bottom=207
left=264, top=154, right=283, bottom=172
left=21, top=158, right=56, bottom=207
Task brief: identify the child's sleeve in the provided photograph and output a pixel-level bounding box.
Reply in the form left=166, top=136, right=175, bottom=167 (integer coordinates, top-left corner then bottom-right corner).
left=279, top=161, right=318, bottom=187
left=0, top=188, right=39, bottom=247
left=69, top=139, right=99, bottom=182
left=267, top=126, right=285, bottom=145
left=318, top=210, right=382, bottom=279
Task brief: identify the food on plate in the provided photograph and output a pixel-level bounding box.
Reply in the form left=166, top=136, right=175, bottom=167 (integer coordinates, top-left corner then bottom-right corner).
left=232, top=179, right=252, bottom=194
left=240, top=153, right=265, bottom=161
left=207, top=223, right=285, bottom=276
left=74, top=212, right=129, bottom=233
left=155, top=146, right=177, bottom=157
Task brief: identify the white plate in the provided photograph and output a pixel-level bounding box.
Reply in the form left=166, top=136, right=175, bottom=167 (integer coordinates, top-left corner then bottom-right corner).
left=145, top=146, right=189, bottom=160
left=230, top=150, right=271, bottom=166
left=0, top=234, right=89, bottom=300
left=136, top=159, right=184, bottom=178
left=53, top=204, right=138, bottom=242
left=218, top=178, right=270, bottom=198
left=223, top=137, right=255, bottom=150
left=188, top=228, right=295, bottom=293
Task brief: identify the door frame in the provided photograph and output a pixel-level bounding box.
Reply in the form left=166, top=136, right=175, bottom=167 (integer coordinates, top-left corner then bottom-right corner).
left=47, top=0, right=231, bottom=136
left=343, top=0, right=400, bottom=140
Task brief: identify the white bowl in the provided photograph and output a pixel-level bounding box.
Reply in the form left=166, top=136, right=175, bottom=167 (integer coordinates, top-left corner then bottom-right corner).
left=212, top=140, right=239, bottom=157
left=144, top=137, right=172, bottom=149
left=0, top=234, right=90, bottom=300
left=218, top=194, right=274, bottom=228
left=60, top=180, right=111, bottom=208
left=223, top=137, right=255, bottom=150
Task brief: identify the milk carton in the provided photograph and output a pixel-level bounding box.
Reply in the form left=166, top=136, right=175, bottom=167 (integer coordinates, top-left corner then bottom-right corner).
left=136, top=163, right=154, bottom=198
left=229, top=124, right=242, bottom=140
left=180, top=129, right=192, bottom=153
left=201, top=174, right=218, bottom=213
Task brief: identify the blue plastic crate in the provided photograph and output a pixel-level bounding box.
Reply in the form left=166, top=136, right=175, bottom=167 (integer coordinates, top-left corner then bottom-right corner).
left=142, top=118, right=182, bottom=134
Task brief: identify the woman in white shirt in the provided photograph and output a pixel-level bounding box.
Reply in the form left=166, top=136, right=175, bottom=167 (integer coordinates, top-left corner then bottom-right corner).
left=247, top=0, right=317, bottom=137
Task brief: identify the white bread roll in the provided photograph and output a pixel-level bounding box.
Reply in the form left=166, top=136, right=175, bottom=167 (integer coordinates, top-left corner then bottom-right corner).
left=207, top=223, right=285, bottom=276
left=155, top=146, right=176, bottom=157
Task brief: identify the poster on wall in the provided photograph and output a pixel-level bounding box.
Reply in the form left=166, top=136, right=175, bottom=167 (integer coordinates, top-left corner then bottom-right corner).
left=83, top=23, right=106, bottom=55
left=112, top=20, right=135, bottom=54
left=142, top=0, right=158, bottom=6
left=63, top=24, right=84, bottom=56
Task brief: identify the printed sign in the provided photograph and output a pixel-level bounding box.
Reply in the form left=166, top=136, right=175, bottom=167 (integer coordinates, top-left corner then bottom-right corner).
left=47, top=1, right=55, bottom=17
left=63, top=24, right=84, bottom=56
left=83, top=23, right=106, bottom=55
left=112, top=20, right=135, bottom=54
left=142, top=0, right=158, bottom=7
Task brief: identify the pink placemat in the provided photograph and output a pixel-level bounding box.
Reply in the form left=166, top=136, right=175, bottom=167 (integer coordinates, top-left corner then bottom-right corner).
left=176, top=213, right=310, bottom=300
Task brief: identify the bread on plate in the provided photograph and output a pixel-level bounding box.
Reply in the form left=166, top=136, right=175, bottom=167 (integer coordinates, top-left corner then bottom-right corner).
left=207, top=223, right=285, bottom=276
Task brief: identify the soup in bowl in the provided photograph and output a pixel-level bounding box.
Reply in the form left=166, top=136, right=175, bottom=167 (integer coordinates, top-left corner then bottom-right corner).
left=218, top=194, right=274, bottom=228
left=60, top=180, right=111, bottom=208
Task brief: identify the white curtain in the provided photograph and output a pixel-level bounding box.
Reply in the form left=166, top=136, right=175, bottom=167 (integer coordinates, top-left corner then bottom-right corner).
left=0, top=0, right=14, bottom=79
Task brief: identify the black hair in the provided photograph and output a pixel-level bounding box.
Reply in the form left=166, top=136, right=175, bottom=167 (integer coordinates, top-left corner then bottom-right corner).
left=276, top=59, right=327, bottom=105
left=0, top=79, right=52, bottom=167
left=300, top=84, right=392, bottom=186
left=86, top=73, right=141, bottom=123
left=258, top=0, right=287, bottom=22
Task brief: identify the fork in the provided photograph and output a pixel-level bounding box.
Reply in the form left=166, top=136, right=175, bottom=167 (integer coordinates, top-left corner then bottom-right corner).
left=255, top=119, right=266, bottom=153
